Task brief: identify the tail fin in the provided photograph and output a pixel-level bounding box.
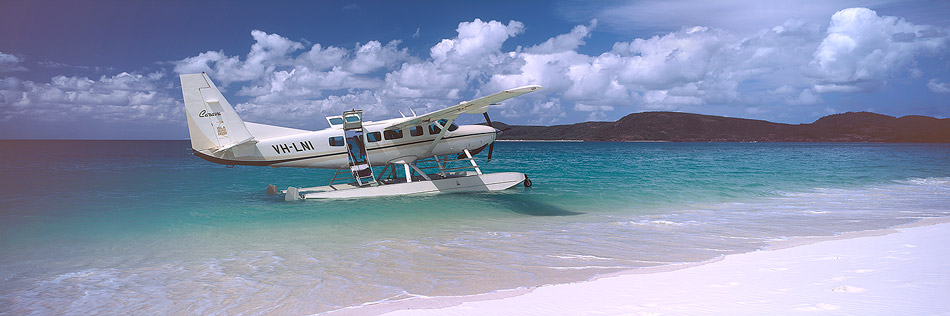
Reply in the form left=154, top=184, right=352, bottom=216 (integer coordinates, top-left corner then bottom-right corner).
left=180, top=73, right=254, bottom=153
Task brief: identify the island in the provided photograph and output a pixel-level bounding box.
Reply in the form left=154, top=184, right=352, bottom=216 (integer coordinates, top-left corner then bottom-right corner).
left=496, top=112, right=950, bottom=142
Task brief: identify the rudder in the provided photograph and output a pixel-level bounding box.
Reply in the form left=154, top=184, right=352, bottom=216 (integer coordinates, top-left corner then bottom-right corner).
left=180, top=73, right=253, bottom=153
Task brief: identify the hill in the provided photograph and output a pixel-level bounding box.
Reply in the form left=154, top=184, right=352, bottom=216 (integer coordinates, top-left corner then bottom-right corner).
left=495, top=112, right=950, bottom=142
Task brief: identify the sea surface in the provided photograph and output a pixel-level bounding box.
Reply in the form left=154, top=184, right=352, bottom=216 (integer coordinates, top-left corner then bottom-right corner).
left=1, top=140, right=948, bottom=315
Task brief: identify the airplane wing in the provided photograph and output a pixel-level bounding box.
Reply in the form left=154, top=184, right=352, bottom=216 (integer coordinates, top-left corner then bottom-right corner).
left=384, top=85, right=542, bottom=131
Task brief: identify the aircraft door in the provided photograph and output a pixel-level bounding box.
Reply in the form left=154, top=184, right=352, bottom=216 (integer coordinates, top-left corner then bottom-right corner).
left=341, top=110, right=376, bottom=186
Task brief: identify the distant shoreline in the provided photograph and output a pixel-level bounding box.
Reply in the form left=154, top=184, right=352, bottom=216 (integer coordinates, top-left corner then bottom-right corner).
left=494, top=111, right=950, bottom=143
left=496, top=139, right=670, bottom=143
left=495, top=139, right=583, bottom=142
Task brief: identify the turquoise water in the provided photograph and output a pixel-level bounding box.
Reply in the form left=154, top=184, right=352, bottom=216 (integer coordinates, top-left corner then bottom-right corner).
left=1, top=140, right=949, bottom=314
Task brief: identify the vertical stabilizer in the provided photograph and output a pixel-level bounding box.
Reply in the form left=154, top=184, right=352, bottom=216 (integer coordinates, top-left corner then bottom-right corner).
left=180, top=73, right=254, bottom=153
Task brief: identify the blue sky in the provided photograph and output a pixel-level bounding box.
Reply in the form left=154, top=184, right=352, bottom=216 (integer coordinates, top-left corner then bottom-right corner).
left=1, top=0, right=948, bottom=139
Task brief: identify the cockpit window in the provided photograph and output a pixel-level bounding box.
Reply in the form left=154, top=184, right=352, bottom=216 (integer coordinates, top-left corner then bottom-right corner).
left=437, top=119, right=459, bottom=132
left=329, top=118, right=344, bottom=125
left=428, top=123, right=441, bottom=135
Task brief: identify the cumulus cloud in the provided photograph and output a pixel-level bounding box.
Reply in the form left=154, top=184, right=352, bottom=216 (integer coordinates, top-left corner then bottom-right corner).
left=928, top=78, right=950, bottom=94
left=591, top=0, right=885, bottom=33
left=4, top=7, right=948, bottom=132
left=430, top=19, right=524, bottom=65
left=573, top=103, right=615, bottom=121
left=0, top=72, right=179, bottom=122
left=808, top=7, right=948, bottom=92
left=173, top=30, right=305, bottom=85
left=296, top=43, right=347, bottom=71
left=347, top=40, right=410, bottom=74
left=377, top=19, right=527, bottom=116
left=527, top=20, right=597, bottom=54
left=170, top=10, right=946, bottom=126
left=168, top=30, right=415, bottom=124
left=0, top=52, right=27, bottom=72
left=787, top=88, right=821, bottom=105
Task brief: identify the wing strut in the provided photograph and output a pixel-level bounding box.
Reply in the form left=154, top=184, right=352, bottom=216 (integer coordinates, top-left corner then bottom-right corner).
left=422, top=117, right=457, bottom=158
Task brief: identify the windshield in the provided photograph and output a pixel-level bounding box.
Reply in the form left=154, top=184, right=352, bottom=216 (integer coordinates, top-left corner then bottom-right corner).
left=437, top=119, right=459, bottom=132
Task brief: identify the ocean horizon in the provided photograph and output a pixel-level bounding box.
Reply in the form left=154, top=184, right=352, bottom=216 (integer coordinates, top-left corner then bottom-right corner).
left=1, top=140, right=948, bottom=314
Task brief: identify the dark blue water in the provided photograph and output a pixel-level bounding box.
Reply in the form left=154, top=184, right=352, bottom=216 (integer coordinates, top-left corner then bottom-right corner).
left=1, top=140, right=948, bottom=314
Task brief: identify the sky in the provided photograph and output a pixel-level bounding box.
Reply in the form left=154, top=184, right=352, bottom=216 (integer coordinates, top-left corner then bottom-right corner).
left=1, top=0, right=948, bottom=139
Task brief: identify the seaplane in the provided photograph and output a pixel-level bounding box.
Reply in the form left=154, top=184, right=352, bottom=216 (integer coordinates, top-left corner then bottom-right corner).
left=180, top=73, right=542, bottom=200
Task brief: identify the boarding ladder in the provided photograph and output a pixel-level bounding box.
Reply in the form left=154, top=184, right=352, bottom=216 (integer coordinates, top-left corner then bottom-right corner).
left=340, top=110, right=377, bottom=187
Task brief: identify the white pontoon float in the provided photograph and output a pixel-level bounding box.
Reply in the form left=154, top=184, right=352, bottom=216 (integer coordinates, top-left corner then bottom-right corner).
left=267, top=109, right=531, bottom=200
left=273, top=152, right=530, bottom=200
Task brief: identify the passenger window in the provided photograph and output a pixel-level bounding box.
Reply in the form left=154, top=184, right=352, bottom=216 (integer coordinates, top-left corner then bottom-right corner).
left=384, top=129, right=403, bottom=140
left=410, top=126, right=423, bottom=137
left=367, top=132, right=381, bottom=142
left=329, top=136, right=344, bottom=146
left=428, top=123, right=441, bottom=135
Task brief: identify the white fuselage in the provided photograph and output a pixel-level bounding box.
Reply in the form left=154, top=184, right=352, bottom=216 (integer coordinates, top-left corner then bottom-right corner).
left=196, top=119, right=497, bottom=169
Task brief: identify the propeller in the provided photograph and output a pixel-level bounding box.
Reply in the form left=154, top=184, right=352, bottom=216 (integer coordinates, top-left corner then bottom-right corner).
left=457, top=112, right=501, bottom=162
left=483, top=113, right=495, bottom=162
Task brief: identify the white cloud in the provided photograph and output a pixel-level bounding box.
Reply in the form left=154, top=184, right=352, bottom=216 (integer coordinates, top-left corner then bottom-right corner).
left=163, top=12, right=947, bottom=126
left=379, top=19, right=527, bottom=115
left=527, top=20, right=597, bottom=54
left=592, top=0, right=889, bottom=33
left=0, top=72, right=179, bottom=122
left=488, top=19, right=819, bottom=113
left=296, top=43, right=348, bottom=71
left=172, top=30, right=305, bottom=85
left=169, top=30, right=415, bottom=124
left=347, top=40, right=410, bottom=74
left=612, top=26, right=732, bottom=89
left=928, top=78, right=950, bottom=93
left=6, top=7, right=948, bottom=131
left=787, top=88, right=821, bottom=105
left=0, top=52, right=27, bottom=72
left=573, top=103, right=615, bottom=121
left=430, top=19, right=524, bottom=65
left=573, top=103, right=614, bottom=112
left=808, top=7, right=948, bottom=92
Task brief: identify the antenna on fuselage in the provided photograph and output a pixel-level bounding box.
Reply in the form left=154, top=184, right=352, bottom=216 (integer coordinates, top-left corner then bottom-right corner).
left=409, top=108, right=417, bottom=117
left=398, top=110, right=406, bottom=118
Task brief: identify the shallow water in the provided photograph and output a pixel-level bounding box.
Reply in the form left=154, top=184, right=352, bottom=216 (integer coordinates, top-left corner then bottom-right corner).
left=1, top=140, right=948, bottom=314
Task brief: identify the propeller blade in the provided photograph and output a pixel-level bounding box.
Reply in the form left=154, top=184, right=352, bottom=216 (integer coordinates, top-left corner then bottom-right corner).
left=469, top=144, right=488, bottom=155
left=484, top=112, right=497, bottom=162
left=458, top=144, right=488, bottom=160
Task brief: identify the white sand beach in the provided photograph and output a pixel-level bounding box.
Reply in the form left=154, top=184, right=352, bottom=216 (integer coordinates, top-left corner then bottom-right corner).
left=348, top=219, right=950, bottom=315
